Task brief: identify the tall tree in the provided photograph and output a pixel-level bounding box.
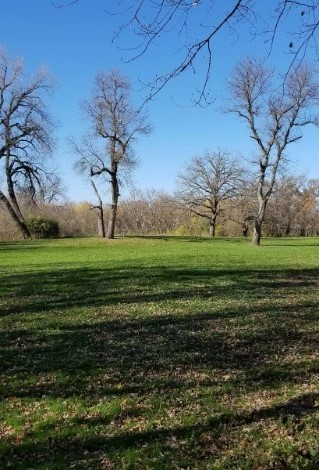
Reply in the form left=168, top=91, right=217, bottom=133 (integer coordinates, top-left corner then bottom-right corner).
left=176, top=150, right=244, bottom=237
left=227, top=58, right=319, bottom=245
left=72, top=70, right=151, bottom=239
left=0, top=48, right=55, bottom=239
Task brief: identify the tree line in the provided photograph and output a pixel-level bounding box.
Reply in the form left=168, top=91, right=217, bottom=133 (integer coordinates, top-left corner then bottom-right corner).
left=0, top=47, right=318, bottom=245
left=0, top=174, right=318, bottom=240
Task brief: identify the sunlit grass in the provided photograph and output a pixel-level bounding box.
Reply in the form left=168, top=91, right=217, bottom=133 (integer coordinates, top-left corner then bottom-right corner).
left=0, top=236, right=318, bottom=468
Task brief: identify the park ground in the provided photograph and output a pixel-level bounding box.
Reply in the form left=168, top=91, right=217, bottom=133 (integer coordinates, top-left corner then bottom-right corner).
left=0, top=236, right=318, bottom=469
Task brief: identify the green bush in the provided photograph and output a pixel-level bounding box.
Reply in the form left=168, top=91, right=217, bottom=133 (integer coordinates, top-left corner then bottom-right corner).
left=27, top=217, right=60, bottom=239
left=172, top=217, right=208, bottom=237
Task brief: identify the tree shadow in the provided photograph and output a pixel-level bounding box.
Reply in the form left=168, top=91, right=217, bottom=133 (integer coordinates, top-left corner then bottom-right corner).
left=1, top=298, right=318, bottom=393
left=0, top=242, right=45, bottom=251
left=0, top=265, right=318, bottom=316
left=0, top=262, right=318, bottom=467
left=2, top=390, right=319, bottom=468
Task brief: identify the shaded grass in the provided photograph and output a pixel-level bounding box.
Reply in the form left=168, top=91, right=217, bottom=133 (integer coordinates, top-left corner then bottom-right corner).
left=0, top=236, right=318, bottom=469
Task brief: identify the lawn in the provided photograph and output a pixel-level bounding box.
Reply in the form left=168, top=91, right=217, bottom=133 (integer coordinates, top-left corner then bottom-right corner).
left=0, top=236, right=318, bottom=469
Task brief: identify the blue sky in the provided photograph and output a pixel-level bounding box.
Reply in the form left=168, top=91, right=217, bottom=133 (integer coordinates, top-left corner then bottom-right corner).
left=2, top=1, right=319, bottom=202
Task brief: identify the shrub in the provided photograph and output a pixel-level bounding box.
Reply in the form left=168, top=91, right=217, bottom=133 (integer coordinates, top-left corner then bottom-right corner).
left=172, top=217, right=208, bottom=237
left=27, top=217, right=60, bottom=239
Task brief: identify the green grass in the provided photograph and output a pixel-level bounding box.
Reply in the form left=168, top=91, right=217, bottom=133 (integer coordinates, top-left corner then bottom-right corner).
left=0, top=236, right=318, bottom=469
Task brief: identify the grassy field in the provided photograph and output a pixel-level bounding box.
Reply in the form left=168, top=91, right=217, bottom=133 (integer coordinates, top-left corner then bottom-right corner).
left=0, top=236, right=318, bottom=469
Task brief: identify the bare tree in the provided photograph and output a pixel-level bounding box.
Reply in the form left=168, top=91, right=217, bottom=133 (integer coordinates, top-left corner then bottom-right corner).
left=72, top=70, right=151, bottom=239
left=296, top=178, right=319, bottom=236
left=0, top=48, right=56, bottom=239
left=265, top=175, right=304, bottom=236
left=259, top=175, right=319, bottom=236
left=227, top=58, right=319, bottom=245
left=176, top=150, right=244, bottom=237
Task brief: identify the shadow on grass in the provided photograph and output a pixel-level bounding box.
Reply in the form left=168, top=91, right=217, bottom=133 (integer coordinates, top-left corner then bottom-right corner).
left=2, top=391, right=319, bottom=468
left=0, top=242, right=46, bottom=251
left=0, top=268, right=318, bottom=398
left=1, top=265, right=318, bottom=390
left=1, top=297, right=318, bottom=396
left=0, top=263, right=318, bottom=467
left=0, top=265, right=318, bottom=316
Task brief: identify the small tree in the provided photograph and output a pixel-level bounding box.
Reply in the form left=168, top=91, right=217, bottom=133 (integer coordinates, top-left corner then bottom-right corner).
left=0, top=48, right=55, bottom=239
left=72, top=70, right=150, bottom=239
left=228, top=58, right=319, bottom=245
left=176, top=150, right=244, bottom=237
left=27, top=217, right=59, bottom=239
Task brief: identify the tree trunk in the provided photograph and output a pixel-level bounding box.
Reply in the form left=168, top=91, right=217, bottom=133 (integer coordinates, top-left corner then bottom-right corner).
left=90, top=179, right=105, bottom=238
left=252, top=218, right=262, bottom=245
left=284, top=223, right=291, bottom=237
left=209, top=221, right=215, bottom=237
left=2, top=154, right=32, bottom=239
left=107, top=174, right=119, bottom=239
left=107, top=204, right=118, bottom=239
left=97, top=210, right=106, bottom=238
left=252, top=200, right=268, bottom=246
left=252, top=175, right=269, bottom=245
left=209, top=209, right=217, bottom=237
left=242, top=219, right=249, bottom=237
left=0, top=191, right=31, bottom=239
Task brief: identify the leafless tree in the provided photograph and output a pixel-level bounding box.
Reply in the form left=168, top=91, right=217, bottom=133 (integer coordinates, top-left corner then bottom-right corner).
left=265, top=175, right=304, bottom=236
left=259, top=175, right=319, bottom=236
left=176, top=150, right=244, bottom=236
left=0, top=48, right=55, bottom=239
left=227, top=58, right=319, bottom=245
left=71, top=70, right=151, bottom=239
left=295, top=178, right=319, bottom=235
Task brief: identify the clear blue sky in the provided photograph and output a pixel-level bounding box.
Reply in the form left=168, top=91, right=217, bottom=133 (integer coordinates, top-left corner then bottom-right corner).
left=2, top=1, right=319, bottom=202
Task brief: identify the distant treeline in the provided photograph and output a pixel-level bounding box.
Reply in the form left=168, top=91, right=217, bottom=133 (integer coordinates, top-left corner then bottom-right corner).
left=1, top=176, right=318, bottom=240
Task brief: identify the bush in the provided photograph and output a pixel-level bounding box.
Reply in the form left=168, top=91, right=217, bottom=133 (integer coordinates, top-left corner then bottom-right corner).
left=172, top=217, right=208, bottom=237
left=27, top=217, right=60, bottom=239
